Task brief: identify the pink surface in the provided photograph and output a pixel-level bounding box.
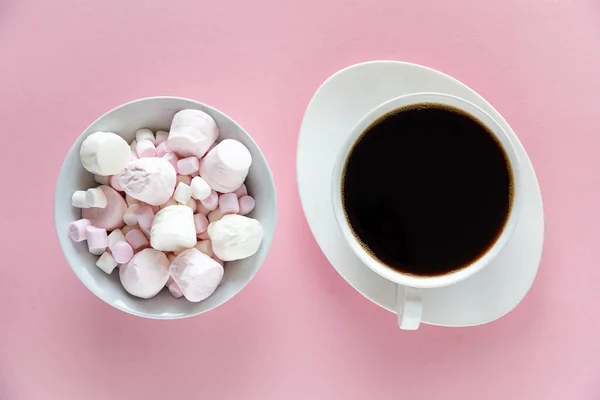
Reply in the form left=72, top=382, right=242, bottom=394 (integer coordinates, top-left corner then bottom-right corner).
left=0, top=0, right=599, bottom=399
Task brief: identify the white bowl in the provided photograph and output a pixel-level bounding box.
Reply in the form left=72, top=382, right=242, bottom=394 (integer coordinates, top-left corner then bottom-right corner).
left=54, top=96, right=277, bottom=319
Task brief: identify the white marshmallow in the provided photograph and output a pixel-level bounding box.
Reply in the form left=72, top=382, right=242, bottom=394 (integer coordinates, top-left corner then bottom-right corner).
left=71, top=190, right=90, bottom=208
left=199, top=139, right=252, bottom=193
left=150, top=205, right=197, bottom=252
left=167, top=109, right=219, bottom=158
left=123, top=204, right=141, bottom=226
left=190, top=176, right=211, bottom=200
left=207, top=214, right=263, bottom=261
left=94, top=174, right=111, bottom=185
left=80, top=131, right=131, bottom=175
left=119, top=157, right=177, bottom=206
left=119, top=248, right=170, bottom=299
left=155, top=130, right=169, bottom=145
left=96, top=252, right=118, bottom=274
left=135, top=128, right=155, bottom=144
left=85, top=187, right=107, bottom=208
left=170, top=248, right=224, bottom=302
left=107, top=229, right=126, bottom=251
left=173, top=182, right=192, bottom=204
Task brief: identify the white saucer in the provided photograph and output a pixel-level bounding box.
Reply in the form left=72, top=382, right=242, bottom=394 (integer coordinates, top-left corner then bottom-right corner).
left=296, top=61, right=544, bottom=327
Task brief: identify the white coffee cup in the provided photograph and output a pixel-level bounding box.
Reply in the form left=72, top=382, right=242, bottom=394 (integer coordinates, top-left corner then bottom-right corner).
left=331, top=92, right=524, bottom=330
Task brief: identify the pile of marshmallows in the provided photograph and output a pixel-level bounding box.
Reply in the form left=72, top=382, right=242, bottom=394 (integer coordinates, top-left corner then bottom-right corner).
left=68, top=109, right=263, bottom=302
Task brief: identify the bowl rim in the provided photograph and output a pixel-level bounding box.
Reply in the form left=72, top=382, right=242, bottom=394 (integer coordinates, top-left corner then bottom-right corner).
left=54, top=95, right=277, bottom=319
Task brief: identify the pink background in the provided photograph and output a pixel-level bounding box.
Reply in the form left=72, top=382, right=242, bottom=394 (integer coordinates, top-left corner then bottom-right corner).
left=1, top=0, right=599, bottom=398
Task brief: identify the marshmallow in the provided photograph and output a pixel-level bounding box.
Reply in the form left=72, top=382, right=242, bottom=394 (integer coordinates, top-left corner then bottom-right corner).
left=107, top=229, right=126, bottom=250
left=208, top=209, right=224, bottom=223
left=94, top=174, right=110, bottom=185
left=96, top=251, right=118, bottom=274
left=208, top=214, right=263, bottom=261
left=199, top=139, right=251, bottom=193
left=136, top=139, right=156, bottom=158
left=169, top=248, right=224, bottom=302
left=194, top=240, right=213, bottom=257
left=85, top=187, right=107, bottom=208
left=125, top=194, right=140, bottom=206
left=121, top=224, right=137, bottom=236
left=190, top=176, right=211, bottom=200
left=200, top=190, right=218, bottom=211
left=112, top=241, right=134, bottom=264
left=155, top=142, right=169, bottom=157
left=136, top=205, right=155, bottom=230
left=173, top=182, right=192, bottom=204
left=167, top=109, right=219, bottom=158
left=123, top=204, right=141, bottom=226
left=130, top=139, right=137, bottom=153
left=176, top=175, right=192, bottom=186
left=86, top=226, right=108, bottom=255
left=219, top=193, right=239, bottom=215
left=150, top=205, right=197, bottom=252
left=233, top=183, right=248, bottom=198
left=186, top=198, right=197, bottom=213
left=196, top=202, right=211, bottom=216
left=109, top=174, right=123, bottom=192
left=197, top=230, right=210, bottom=240
left=71, top=190, right=90, bottom=208
left=80, top=131, right=131, bottom=175
left=238, top=196, right=256, bottom=215
left=168, top=282, right=183, bottom=298
left=155, top=130, right=169, bottom=145
left=135, top=128, right=155, bottom=144
left=68, top=219, right=91, bottom=242
left=160, top=198, right=178, bottom=209
left=120, top=248, right=170, bottom=299
left=177, top=157, right=200, bottom=175
left=126, top=228, right=149, bottom=251
left=119, top=157, right=177, bottom=206
left=162, top=152, right=179, bottom=171
left=194, top=213, right=209, bottom=234
left=82, top=185, right=127, bottom=230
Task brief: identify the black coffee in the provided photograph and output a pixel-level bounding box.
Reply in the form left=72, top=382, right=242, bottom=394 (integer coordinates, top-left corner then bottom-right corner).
left=341, top=103, right=513, bottom=276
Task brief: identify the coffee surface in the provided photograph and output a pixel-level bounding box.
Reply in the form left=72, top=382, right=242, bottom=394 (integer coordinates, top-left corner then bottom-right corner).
left=342, top=103, right=512, bottom=276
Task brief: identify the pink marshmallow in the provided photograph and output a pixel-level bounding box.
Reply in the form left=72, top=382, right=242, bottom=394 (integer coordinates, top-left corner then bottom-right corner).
left=126, top=228, right=149, bottom=251
left=168, top=282, right=183, bottom=298
left=176, top=157, right=200, bottom=175
left=81, top=185, right=127, bottom=230
left=136, top=139, right=156, bottom=158
left=86, top=226, right=108, bottom=255
left=200, top=190, right=218, bottom=211
left=68, top=219, right=91, bottom=242
left=219, top=193, right=239, bottom=215
left=123, top=204, right=141, bottom=226
left=136, top=205, right=155, bottom=230
left=194, top=213, right=209, bottom=234
left=155, top=141, right=169, bottom=157
left=233, top=184, right=248, bottom=198
left=110, top=174, right=123, bottom=192
left=197, top=230, right=210, bottom=240
left=238, top=196, right=256, bottom=216
left=162, top=152, right=179, bottom=171
left=112, top=241, right=134, bottom=264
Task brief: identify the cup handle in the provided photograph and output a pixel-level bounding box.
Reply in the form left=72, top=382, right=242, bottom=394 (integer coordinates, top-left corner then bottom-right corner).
left=397, top=285, right=422, bottom=330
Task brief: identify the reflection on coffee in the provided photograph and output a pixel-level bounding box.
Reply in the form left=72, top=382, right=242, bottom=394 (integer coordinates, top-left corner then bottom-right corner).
left=341, top=103, right=513, bottom=276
